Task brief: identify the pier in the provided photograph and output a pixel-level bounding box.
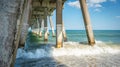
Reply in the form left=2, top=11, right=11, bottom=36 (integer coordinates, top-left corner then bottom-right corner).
left=0, top=0, right=95, bottom=67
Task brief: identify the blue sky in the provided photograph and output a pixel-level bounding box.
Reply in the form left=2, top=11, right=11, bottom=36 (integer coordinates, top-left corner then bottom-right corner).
left=48, top=0, right=120, bottom=30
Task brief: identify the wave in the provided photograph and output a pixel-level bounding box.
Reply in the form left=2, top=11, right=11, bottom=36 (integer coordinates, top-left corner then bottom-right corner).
left=16, top=40, right=120, bottom=59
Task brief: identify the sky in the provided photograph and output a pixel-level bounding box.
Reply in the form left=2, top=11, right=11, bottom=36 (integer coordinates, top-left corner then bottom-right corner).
left=48, top=0, right=120, bottom=30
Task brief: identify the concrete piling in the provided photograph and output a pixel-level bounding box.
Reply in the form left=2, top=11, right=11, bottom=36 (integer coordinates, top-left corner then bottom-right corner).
left=79, top=0, right=95, bottom=45
left=49, top=16, right=55, bottom=37
left=44, top=8, right=48, bottom=41
left=56, top=0, right=63, bottom=48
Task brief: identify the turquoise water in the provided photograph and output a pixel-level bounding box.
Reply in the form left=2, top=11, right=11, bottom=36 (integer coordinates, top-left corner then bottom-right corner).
left=41, top=30, right=120, bottom=44
left=67, top=30, right=120, bottom=43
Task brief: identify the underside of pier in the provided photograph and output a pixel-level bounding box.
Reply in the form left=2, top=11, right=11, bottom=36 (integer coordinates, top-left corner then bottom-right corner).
left=0, top=0, right=95, bottom=67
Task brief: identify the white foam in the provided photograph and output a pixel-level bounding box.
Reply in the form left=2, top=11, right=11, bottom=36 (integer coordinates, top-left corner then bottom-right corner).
left=95, top=40, right=104, bottom=43
left=16, top=41, right=120, bottom=59
left=16, top=48, right=51, bottom=58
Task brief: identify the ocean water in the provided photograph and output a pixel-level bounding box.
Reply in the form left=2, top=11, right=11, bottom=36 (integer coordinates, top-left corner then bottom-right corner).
left=27, top=30, right=120, bottom=44
left=66, top=30, right=120, bottom=44
left=15, top=30, right=120, bottom=67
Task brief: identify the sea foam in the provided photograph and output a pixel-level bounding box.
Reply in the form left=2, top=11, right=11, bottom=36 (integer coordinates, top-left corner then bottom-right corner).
left=16, top=41, right=120, bottom=59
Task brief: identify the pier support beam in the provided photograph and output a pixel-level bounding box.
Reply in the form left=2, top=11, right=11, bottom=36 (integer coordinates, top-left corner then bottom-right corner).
left=0, top=0, right=25, bottom=66
left=39, top=17, right=43, bottom=37
left=11, top=0, right=32, bottom=66
left=62, top=22, right=67, bottom=41
left=20, top=0, right=32, bottom=46
left=44, top=8, right=48, bottom=41
left=49, top=16, right=55, bottom=37
left=56, top=0, right=63, bottom=48
left=11, top=9, right=23, bottom=67
left=36, top=17, right=40, bottom=36
left=31, top=19, right=38, bottom=35
left=79, top=0, right=95, bottom=45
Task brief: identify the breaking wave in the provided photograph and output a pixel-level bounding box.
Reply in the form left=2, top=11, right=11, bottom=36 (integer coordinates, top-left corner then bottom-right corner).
left=15, top=41, right=120, bottom=67
left=16, top=41, right=120, bottom=59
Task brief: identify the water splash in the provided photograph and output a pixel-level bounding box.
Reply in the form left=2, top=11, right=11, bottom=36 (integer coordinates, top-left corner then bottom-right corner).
left=16, top=41, right=120, bottom=67
left=16, top=41, right=120, bottom=58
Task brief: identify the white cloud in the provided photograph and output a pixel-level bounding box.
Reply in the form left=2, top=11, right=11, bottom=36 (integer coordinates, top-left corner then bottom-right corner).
left=67, top=1, right=80, bottom=8
left=67, top=0, right=117, bottom=11
left=94, top=4, right=102, bottom=8
left=67, top=0, right=107, bottom=8
left=87, top=0, right=107, bottom=4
